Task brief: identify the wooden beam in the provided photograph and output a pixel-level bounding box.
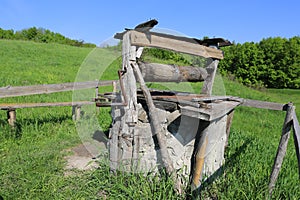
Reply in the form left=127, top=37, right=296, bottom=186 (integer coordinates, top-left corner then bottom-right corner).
left=0, top=101, right=94, bottom=110
left=269, top=103, right=294, bottom=196
left=292, top=109, right=300, bottom=178
left=180, top=101, right=240, bottom=122
left=225, top=110, right=235, bottom=147
left=7, top=109, right=16, bottom=127
left=191, top=132, right=208, bottom=190
left=201, top=59, right=219, bottom=95
left=72, top=105, right=82, bottom=121
left=231, top=97, right=287, bottom=111
left=138, top=62, right=208, bottom=82
left=129, top=30, right=224, bottom=59
left=0, top=80, right=116, bottom=98
left=131, top=62, right=174, bottom=174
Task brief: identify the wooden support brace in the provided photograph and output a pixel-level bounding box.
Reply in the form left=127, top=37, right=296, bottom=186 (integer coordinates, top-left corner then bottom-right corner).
left=191, top=132, right=209, bottom=190
left=201, top=59, right=219, bottom=95
left=225, top=110, right=235, bottom=147
left=7, top=109, right=16, bottom=127
left=131, top=62, right=174, bottom=174
left=269, top=103, right=294, bottom=196
left=292, top=108, right=300, bottom=177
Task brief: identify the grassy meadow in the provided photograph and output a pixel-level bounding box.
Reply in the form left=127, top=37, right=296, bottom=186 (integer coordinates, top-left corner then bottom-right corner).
left=0, top=39, right=300, bottom=199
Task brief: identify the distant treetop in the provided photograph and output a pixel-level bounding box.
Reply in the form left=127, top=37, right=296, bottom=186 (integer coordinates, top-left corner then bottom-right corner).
left=0, top=27, right=96, bottom=48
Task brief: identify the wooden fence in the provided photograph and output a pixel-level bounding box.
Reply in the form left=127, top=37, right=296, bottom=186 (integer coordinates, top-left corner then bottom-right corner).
left=0, top=80, right=116, bottom=126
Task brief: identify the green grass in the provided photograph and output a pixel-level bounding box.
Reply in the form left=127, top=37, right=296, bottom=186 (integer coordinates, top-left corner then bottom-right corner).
left=0, top=39, right=300, bottom=199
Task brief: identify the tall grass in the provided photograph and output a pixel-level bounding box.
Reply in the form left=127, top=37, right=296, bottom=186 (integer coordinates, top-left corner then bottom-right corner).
left=0, top=40, right=299, bottom=199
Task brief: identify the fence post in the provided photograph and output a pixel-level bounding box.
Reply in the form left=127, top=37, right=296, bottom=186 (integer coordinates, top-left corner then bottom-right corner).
left=269, top=103, right=294, bottom=196
left=7, top=109, right=16, bottom=127
left=72, top=105, right=81, bottom=121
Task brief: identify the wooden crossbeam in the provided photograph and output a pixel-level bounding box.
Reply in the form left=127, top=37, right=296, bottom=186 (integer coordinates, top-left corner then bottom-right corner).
left=0, top=101, right=94, bottom=110
left=126, top=30, right=224, bottom=59
left=0, top=80, right=116, bottom=98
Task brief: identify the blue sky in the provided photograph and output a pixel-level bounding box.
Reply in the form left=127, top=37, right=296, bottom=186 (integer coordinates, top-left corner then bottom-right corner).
left=1, top=0, right=299, bottom=45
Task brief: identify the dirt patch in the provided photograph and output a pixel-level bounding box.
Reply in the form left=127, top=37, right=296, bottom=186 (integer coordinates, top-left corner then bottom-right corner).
left=64, top=141, right=107, bottom=174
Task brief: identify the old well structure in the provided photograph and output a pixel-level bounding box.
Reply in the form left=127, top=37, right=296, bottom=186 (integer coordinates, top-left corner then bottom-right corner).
left=94, top=20, right=300, bottom=194
left=97, top=20, right=238, bottom=191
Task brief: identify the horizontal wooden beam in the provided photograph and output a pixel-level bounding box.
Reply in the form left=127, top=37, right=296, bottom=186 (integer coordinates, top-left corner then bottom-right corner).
left=181, top=101, right=240, bottom=121
left=129, top=30, right=224, bottom=59
left=230, top=97, right=287, bottom=111
left=0, top=101, right=94, bottom=110
left=138, top=62, right=208, bottom=82
left=0, top=80, right=116, bottom=98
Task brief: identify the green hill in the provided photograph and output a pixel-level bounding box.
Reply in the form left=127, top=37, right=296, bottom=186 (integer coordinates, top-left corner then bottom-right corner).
left=0, top=39, right=299, bottom=199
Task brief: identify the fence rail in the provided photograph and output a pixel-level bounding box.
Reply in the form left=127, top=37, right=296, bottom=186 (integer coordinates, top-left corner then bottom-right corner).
left=0, top=80, right=116, bottom=98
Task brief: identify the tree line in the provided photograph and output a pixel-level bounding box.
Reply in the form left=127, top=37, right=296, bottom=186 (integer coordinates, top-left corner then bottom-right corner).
left=1, top=26, right=299, bottom=89
left=0, top=27, right=96, bottom=48
left=219, top=36, right=300, bottom=89
left=141, top=36, right=300, bottom=89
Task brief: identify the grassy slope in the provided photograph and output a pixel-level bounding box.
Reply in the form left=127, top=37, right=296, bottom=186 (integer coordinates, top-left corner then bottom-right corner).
left=0, top=40, right=300, bottom=199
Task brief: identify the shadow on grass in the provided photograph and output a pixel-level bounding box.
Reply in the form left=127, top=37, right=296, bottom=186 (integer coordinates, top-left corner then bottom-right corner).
left=19, top=114, right=71, bottom=125
left=0, top=115, right=72, bottom=139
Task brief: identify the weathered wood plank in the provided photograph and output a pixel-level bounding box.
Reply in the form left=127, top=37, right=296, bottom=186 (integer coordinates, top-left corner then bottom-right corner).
left=269, top=103, right=294, bottom=196
left=181, top=101, right=240, bottom=121
left=138, top=62, right=208, bottom=82
left=292, top=109, right=300, bottom=177
left=201, top=59, right=219, bottom=95
left=191, top=132, right=208, bottom=190
left=123, top=32, right=138, bottom=124
left=129, top=30, right=224, bottom=59
left=0, top=101, right=94, bottom=110
left=0, top=80, right=116, bottom=98
left=7, top=109, right=16, bottom=127
left=232, top=97, right=286, bottom=111
left=225, top=110, right=235, bottom=147
left=72, top=105, right=82, bottom=121
left=132, top=62, right=174, bottom=174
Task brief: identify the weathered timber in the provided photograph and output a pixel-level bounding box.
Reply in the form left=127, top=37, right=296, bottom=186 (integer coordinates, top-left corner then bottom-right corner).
left=109, top=32, right=138, bottom=173
left=201, top=59, right=219, bottom=95
left=0, top=80, right=116, bottom=98
left=123, top=32, right=138, bottom=124
left=134, top=19, right=158, bottom=31
left=0, top=101, right=94, bottom=110
left=180, top=101, right=240, bottom=121
left=269, top=103, right=294, bottom=196
left=292, top=110, right=300, bottom=177
left=127, top=30, right=224, bottom=59
left=190, top=114, right=228, bottom=193
left=136, top=47, right=144, bottom=58
left=131, top=62, right=174, bottom=174
left=7, top=109, right=16, bottom=127
left=225, top=110, right=235, bottom=147
left=138, top=62, right=208, bottom=82
left=72, top=105, right=82, bottom=121
left=191, top=131, right=209, bottom=190
left=232, top=97, right=286, bottom=111
left=115, top=30, right=231, bottom=48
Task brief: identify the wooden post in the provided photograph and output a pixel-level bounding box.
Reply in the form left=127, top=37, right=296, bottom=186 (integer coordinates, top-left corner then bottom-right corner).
left=269, top=103, right=294, bottom=196
left=201, top=59, right=219, bottom=95
left=292, top=109, right=300, bottom=177
left=138, top=62, right=208, bottom=82
left=72, top=105, right=81, bottom=121
left=191, top=131, right=209, bottom=190
left=7, top=109, right=16, bottom=127
left=131, top=62, right=174, bottom=174
left=109, top=31, right=138, bottom=172
left=225, top=110, right=235, bottom=147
